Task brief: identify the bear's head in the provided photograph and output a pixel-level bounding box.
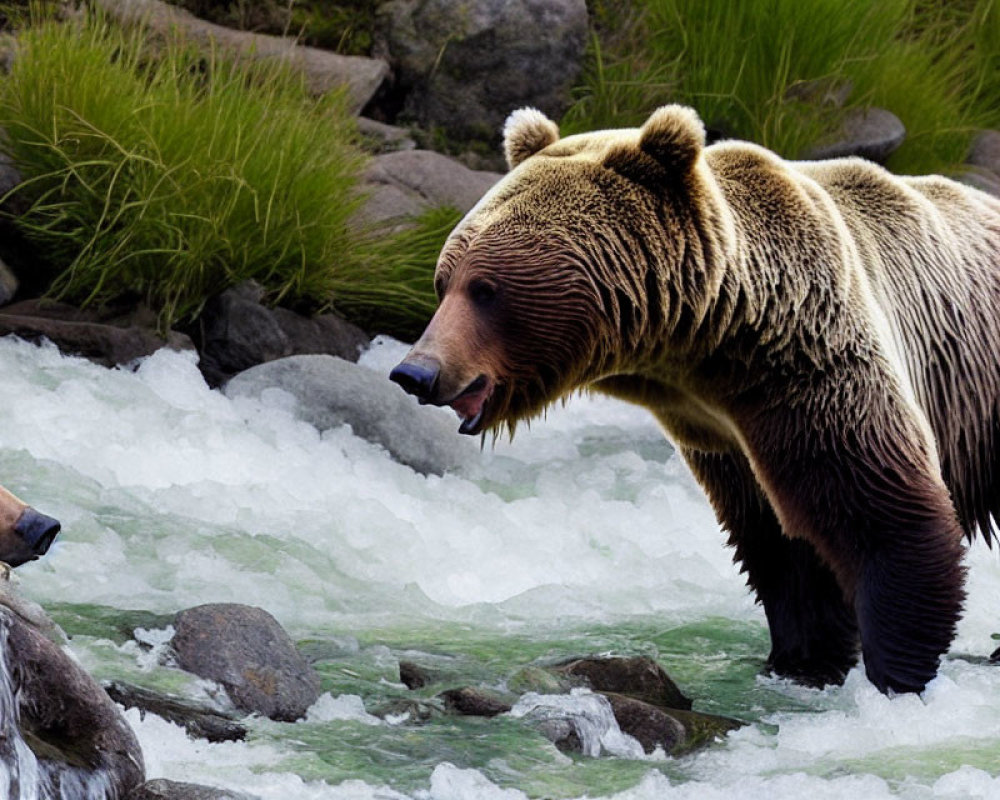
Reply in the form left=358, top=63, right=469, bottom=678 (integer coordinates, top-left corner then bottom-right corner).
left=0, top=484, right=59, bottom=567
left=391, top=105, right=724, bottom=436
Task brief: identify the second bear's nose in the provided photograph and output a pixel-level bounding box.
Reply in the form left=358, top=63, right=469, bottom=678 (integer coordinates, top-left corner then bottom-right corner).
left=390, top=355, right=441, bottom=403
left=14, top=508, right=61, bottom=556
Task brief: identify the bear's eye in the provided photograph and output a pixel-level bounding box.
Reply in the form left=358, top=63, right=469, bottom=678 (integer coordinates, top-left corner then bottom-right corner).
left=434, top=274, right=449, bottom=300
left=468, top=278, right=498, bottom=308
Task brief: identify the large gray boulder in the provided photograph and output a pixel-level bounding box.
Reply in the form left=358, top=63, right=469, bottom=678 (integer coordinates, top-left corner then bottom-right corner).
left=171, top=603, right=321, bottom=723
left=375, top=0, right=587, bottom=145
left=224, top=354, right=476, bottom=475
left=95, top=0, right=389, bottom=112
left=358, top=149, right=500, bottom=227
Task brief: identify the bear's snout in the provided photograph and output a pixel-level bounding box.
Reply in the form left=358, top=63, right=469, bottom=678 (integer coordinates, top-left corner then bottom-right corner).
left=390, top=354, right=441, bottom=404
left=14, top=508, right=61, bottom=558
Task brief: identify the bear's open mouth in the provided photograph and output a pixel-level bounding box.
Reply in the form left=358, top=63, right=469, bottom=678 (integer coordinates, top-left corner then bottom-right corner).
left=448, top=374, right=494, bottom=435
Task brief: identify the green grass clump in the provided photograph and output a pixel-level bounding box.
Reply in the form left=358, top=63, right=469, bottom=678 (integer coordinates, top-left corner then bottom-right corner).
left=348, top=205, right=464, bottom=342
left=565, top=0, right=1000, bottom=175
left=0, top=11, right=370, bottom=327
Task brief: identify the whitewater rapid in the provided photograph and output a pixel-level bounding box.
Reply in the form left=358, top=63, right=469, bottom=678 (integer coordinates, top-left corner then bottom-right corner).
left=0, top=335, right=998, bottom=799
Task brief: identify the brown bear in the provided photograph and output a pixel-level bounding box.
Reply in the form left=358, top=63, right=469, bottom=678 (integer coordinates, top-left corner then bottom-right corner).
left=390, top=105, right=1000, bottom=696
left=0, top=484, right=60, bottom=567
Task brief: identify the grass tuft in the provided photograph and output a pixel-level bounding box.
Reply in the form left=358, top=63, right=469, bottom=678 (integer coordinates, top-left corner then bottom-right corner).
left=344, top=205, right=463, bottom=342
left=0, top=10, right=374, bottom=328
left=565, top=0, right=1000, bottom=175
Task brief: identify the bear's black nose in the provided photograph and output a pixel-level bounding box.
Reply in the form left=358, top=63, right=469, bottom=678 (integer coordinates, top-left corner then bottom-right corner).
left=390, top=356, right=440, bottom=403
left=14, top=508, right=61, bottom=556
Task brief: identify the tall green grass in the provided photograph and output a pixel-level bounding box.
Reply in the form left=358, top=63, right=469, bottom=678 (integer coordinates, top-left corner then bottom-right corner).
left=0, top=10, right=448, bottom=337
left=0, top=12, right=369, bottom=325
left=564, top=0, right=1000, bottom=175
left=349, top=205, right=463, bottom=341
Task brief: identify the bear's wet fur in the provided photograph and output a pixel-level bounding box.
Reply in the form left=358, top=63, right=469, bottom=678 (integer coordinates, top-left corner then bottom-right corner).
left=392, top=105, right=1000, bottom=695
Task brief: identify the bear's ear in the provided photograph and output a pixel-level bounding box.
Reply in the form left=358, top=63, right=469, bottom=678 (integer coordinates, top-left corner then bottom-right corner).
left=503, top=108, right=560, bottom=170
left=604, top=105, right=706, bottom=186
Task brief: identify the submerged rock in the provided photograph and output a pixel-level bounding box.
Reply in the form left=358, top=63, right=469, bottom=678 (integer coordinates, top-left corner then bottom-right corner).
left=224, top=354, right=476, bottom=475
left=508, top=655, right=740, bottom=757
left=399, top=659, right=434, bottom=689
left=371, top=697, right=441, bottom=724
left=600, top=692, right=686, bottom=754
left=553, top=655, right=692, bottom=711
left=170, top=603, right=320, bottom=722
left=104, top=681, right=248, bottom=743
left=438, top=686, right=514, bottom=717
left=128, top=779, right=260, bottom=800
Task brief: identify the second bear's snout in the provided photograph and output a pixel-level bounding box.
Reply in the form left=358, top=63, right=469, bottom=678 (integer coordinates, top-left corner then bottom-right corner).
left=15, top=508, right=61, bottom=557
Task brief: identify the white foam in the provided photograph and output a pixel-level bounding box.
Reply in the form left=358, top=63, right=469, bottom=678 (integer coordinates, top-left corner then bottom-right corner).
left=305, top=694, right=384, bottom=726
left=508, top=689, right=648, bottom=759
left=0, top=337, right=996, bottom=799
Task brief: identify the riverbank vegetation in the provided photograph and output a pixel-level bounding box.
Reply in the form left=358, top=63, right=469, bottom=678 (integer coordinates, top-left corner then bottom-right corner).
left=565, top=0, right=1000, bottom=174
left=0, top=7, right=449, bottom=332
left=0, top=1, right=997, bottom=336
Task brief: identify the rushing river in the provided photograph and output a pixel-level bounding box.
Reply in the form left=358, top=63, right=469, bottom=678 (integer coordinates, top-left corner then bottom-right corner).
left=1, top=335, right=999, bottom=799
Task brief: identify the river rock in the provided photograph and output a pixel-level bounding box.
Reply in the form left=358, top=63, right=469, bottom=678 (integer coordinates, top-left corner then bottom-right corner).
left=603, top=693, right=741, bottom=755
left=400, top=659, right=434, bottom=689
left=0, top=257, right=17, bottom=307
left=358, top=150, right=500, bottom=228
left=0, top=299, right=194, bottom=367
left=371, top=697, right=440, bottom=723
left=170, top=603, right=321, bottom=722
left=553, top=655, right=692, bottom=710
left=94, top=0, right=388, bottom=113
left=804, top=107, right=906, bottom=163
left=0, top=606, right=145, bottom=796
left=128, top=779, right=260, bottom=800
left=600, top=692, right=686, bottom=754
left=224, top=354, right=476, bottom=475
left=104, top=681, right=248, bottom=743
left=508, top=664, right=575, bottom=695
left=358, top=117, right=418, bottom=154
left=438, top=687, right=514, bottom=717
left=194, top=282, right=369, bottom=387
left=374, top=0, right=587, bottom=145
left=959, top=169, right=1000, bottom=199
left=0, top=149, right=21, bottom=199
left=967, top=129, right=1000, bottom=176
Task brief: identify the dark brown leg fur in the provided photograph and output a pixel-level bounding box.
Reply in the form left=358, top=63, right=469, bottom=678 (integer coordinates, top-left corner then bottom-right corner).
left=735, top=363, right=966, bottom=695
left=684, top=449, right=859, bottom=686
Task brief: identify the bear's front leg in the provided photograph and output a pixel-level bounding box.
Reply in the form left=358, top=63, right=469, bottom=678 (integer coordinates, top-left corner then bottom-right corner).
left=683, top=448, right=859, bottom=687
left=737, top=368, right=966, bottom=695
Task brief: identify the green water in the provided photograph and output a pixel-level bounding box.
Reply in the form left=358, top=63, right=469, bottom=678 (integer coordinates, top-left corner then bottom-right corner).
left=49, top=606, right=815, bottom=797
